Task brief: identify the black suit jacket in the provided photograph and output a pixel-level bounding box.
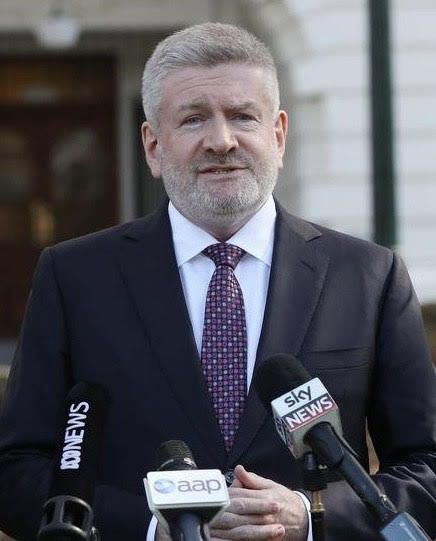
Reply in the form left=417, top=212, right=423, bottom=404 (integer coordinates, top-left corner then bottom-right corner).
left=0, top=203, right=435, bottom=540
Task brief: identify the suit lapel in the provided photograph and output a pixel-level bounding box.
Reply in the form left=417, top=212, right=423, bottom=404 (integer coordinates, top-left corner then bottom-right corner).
left=117, top=205, right=227, bottom=466
left=228, top=205, right=330, bottom=465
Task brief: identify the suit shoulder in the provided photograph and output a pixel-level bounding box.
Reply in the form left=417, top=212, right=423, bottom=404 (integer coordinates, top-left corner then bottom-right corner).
left=312, top=221, right=398, bottom=282
left=47, top=211, right=160, bottom=258
left=313, top=221, right=391, bottom=258
left=33, top=211, right=165, bottom=288
left=279, top=207, right=395, bottom=272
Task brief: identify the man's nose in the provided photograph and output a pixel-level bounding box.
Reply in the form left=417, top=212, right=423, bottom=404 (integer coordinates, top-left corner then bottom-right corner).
left=203, top=118, right=238, bottom=154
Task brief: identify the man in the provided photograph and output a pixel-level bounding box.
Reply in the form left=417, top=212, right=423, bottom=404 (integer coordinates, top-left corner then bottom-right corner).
left=0, top=22, right=435, bottom=541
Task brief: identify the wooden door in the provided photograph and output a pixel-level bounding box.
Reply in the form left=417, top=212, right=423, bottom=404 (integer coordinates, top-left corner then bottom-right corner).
left=0, top=57, right=117, bottom=338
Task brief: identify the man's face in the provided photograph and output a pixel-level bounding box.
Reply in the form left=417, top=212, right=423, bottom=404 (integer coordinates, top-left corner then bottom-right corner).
left=142, top=63, right=287, bottom=234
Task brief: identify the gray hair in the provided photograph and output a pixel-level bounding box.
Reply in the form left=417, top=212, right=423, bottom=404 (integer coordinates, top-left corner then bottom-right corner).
left=141, top=22, right=280, bottom=127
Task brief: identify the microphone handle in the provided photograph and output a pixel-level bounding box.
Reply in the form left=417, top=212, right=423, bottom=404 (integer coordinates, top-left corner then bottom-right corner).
left=305, top=424, right=432, bottom=540
left=305, top=423, right=398, bottom=524
left=334, top=443, right=398, bottom=523
left=169, top=513, right=210, bottom=541
left=381, top=513, right=433, bottom=541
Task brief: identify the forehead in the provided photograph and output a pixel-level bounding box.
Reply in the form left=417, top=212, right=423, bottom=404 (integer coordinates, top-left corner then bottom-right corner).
left=159, top=63, right=271, bottom=113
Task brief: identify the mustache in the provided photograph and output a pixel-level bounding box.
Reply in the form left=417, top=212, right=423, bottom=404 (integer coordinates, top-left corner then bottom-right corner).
left=194, top=153, right=253, bottom=171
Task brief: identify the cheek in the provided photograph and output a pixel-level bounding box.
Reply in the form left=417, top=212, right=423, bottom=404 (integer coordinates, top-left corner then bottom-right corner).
left=163, top=137, right=198, bottom=165
left=248, top=128, right=277, bottom=151
left=252, top=138, right=279, bottom=162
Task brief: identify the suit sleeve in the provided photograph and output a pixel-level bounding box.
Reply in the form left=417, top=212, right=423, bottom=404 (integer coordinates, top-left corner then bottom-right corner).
left=324, top=252, right=436, bottom=540
left=369, top=252, right=436, bottom=530
left=0, top=248, right=151, bottom=541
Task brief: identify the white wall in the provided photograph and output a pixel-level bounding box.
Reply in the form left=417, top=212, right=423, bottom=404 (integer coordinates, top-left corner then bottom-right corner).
left=283, top=0, right=371, bottom=241
left=393, top=2, right=436, bottom=302
left=275, top=0, right=436, bottom=302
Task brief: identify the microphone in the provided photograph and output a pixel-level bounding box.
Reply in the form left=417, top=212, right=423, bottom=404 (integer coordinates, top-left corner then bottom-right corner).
left=144, top=440, right=229, bottom=541
left=255, top=353, right=343, bottom=460
left=254, top=353, right=432, bottom=541
left=38, top=382, right=110, bottom=541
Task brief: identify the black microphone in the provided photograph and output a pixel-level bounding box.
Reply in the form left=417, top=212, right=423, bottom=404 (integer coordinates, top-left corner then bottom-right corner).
left=254, top=353, right=432, bottom=541
left=144, top=440, right=229, bottom=541
left=156, top=440, right=197, bottom=472
left=38, top=382, right=110, bottom=541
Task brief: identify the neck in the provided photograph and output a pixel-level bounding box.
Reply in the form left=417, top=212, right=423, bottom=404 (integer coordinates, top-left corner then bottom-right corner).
left=168, top=198, right=270, bottom=241
left=195, top=214, right=254, bottom=242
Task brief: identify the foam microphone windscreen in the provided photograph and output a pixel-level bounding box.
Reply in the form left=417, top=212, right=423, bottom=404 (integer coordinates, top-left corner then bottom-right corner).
left=49, top=381, right=110, bottom=505
left=156, top=440, right=198, bottom=471
left=254, top=353, right=311, bottom=409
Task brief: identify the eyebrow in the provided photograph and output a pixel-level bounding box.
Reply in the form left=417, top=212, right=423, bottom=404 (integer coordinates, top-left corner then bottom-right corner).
left=176, top=100, right=261, bottom=113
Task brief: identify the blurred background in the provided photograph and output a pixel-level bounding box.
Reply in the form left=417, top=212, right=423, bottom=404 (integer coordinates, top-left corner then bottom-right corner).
left=1, top=0, right=435, bottom=368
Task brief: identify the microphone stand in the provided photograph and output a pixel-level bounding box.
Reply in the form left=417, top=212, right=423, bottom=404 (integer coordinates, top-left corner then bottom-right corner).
left=303, top=452, right=327, bottom=541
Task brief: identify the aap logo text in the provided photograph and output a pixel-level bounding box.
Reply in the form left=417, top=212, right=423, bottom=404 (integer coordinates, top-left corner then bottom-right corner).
left=153, top=479, right=176, bottom=494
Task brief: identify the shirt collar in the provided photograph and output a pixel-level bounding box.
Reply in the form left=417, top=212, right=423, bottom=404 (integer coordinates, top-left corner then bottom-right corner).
left=168, top=196, right=276, bottom=267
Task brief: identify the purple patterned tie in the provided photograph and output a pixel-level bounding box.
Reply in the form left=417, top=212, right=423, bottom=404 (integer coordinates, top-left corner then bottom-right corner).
left=200, top=243, right=247, bottom=451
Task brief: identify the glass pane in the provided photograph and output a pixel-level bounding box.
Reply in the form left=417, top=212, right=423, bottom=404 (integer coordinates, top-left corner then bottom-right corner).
left=0, top=205, right=31, bottom=243
left=0, top=131, right=31, bottom=201
left=0, top=58, right=114, bottom=105
left=50, top=128, right=109, bottom=241
left=0, top=130, right=31, bottom=243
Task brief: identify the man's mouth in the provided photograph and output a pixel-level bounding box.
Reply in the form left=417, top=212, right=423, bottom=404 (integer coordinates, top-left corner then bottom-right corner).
left=198, top=165, right=245, bottom=175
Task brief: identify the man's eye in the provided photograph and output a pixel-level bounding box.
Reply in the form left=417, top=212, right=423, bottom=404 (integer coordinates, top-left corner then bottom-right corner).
left=183, top=116, right=203, bottom=125
left=233, top=113, right=255, bottom=121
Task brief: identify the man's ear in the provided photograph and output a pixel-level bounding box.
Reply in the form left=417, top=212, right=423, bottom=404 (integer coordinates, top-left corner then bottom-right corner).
left=141, top=121, right=161, bottom=178
left=275, top=110, right=288, bottom=170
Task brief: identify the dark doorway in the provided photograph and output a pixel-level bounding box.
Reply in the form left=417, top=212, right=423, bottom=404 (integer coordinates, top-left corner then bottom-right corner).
left=0, top=56, right=117, bottom=338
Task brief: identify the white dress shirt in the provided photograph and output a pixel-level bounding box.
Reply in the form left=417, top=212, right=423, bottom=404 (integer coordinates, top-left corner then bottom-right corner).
left=146, top=196, right=312, bottom=541
left=169, top=195, right=275, bottom=387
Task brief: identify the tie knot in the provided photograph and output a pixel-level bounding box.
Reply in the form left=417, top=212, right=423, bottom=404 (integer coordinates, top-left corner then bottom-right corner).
left=203, top=243, right=245, bottom=269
